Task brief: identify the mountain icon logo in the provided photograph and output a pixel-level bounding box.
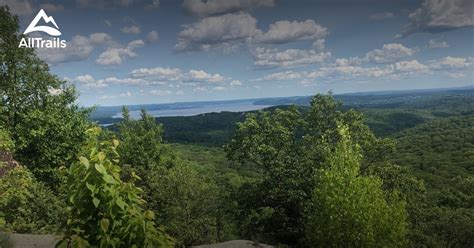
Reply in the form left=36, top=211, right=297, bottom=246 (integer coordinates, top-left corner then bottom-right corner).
left=24, top=9, right=61, bottom=36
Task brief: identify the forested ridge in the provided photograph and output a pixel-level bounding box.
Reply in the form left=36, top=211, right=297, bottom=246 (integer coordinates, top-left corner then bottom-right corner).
left=1, top=6, right=473, bottom=248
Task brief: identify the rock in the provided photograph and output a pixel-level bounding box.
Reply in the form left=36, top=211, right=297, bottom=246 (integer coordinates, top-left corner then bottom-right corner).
left=8, top=234, right=58, bottom=248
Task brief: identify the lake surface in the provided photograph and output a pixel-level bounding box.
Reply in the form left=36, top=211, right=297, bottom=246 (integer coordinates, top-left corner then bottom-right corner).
left=112, top=100, right=273, bottom=119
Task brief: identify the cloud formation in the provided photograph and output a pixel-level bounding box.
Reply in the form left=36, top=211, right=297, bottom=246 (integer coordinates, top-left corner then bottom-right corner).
left=2, top=0, right=33, bottom=15
left=96, top=40, right=145, bottom=65
left=253, top=47, right=331, bottom=68
left=182, top=0, right=274, bottom=17
left=121, top=25, right=141, bottom=34
left=401, top=0, right=474, bottom=37
left=130, top=67, right=226, bottom=85
left=364, top=43, right=415, bottom=63
left=427, top=39, right=450, bottom=49
left=256, top=20, right=328, bottom=44
left=146, top=30, right=159, bottom=42
left=175, top=12, right=260, bottom=52
left=175, top=13, right=329, bottom=52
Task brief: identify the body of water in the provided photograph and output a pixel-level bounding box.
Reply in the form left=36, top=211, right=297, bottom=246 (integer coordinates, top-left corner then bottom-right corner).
left=112, top=100, right=272, bottom=119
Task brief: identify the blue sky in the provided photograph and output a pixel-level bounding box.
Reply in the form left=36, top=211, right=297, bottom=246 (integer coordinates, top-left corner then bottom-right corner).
left=3, top=0, right=473, bottom=106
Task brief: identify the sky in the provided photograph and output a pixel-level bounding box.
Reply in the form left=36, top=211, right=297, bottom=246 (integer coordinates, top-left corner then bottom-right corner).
left=2, top=0, right=473, bottom=106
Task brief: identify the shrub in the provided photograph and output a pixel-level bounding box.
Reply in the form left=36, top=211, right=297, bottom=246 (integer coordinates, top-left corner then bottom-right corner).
left=305, top=126, right=407, bottom=247
left=0, top=162, right=64, bottom=233
left=148, top=163, right=220, bottom=247
left=58, top=127, right=173, bottom=247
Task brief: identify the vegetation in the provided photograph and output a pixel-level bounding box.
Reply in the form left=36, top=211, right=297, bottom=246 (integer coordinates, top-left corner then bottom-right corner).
left=306, top=126, right=406, bottom=247
left=0, top=6, right=91, bottom=188
left=0, top=5, right=473, bottom=248
left=59, top=127, right=173, bottom=247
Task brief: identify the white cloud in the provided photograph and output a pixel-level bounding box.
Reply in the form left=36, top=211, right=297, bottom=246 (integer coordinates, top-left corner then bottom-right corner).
left=2, top=0, right=33, bottom=15
left=175, top=12, right=329, bottom=53
left=130, top=67, right=228, bottom=87
left=253, top=47, right=331, bottom=68
left=175, top=12, right=260, bottom=52
left=37, top=35, right=94, bottom=65
left=100, top=91, right=133, bottom=100
left=257, top=20, right=328, bottom=44
left=103, top=19, right=112, bottom=27
left=36, top=32, right=118, bottom=65
left=150, top=90, right=172, bottom=96
left=194, top=87, right=207, bottom=92
left=389, top=60, right=430, bottom=73
left=97, top=77, right=149, bottom=86
left=39, top=3, right=64, bottom=12
left=401, top=0, right=473, bottom=36
left=121, top=25, right=141, bottom=34
left=427, top=39, right=450, bottom=49
left=257, top=70, right=305, bottom=81
left=230, top=80, right=242, bottom=86
left=312, top=39, right=325, bottom=50
left=69, top=74, right=108, bottom=89
left=146, top=30, right=159, bottom=42
left=364, top=43, right=415, bottom=63
left=96, top=40, right=144, bottom=65
left=182, top=0, right=274, bottom=16
left=369, top=12, right=395, bottom=20
left=131, top=67, right=183, bottom=81
left=212, top=86, right=227, bottom=92
left=429, top=56, right=473, bottom=69
left=76, top=0, right=154, bottom=8
left=185, top=70, right=225, bottom=83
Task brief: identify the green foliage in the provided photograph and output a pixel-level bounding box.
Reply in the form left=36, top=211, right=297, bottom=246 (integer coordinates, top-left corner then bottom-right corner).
left=0, top=163, right=65, bottom=233
left=59, top=127, right=173, bottom=247
left=305, top=126, right=407, bottom=247
left=148, top=163, right=221, bottom=247
left=226, top=94, right=396, bottom=245
left=0, top=129, right=13, bottom=152
left=117, top=107, right=177, bottom=171
left=0, top=6, right=91, bottom=187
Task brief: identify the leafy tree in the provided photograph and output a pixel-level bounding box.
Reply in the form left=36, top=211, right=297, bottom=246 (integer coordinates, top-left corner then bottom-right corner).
left=116, top=107, right=177, bottom=172
left=0, top=162, right=65, bottom=233
left=305, top=125, right=407, bottom=247
left=0, top=6, right=91, bottom=186
left=59, top=127, right=173, bottom=247
left=226, top=94, right=396, bottom=245
left=148, top=163, right=221, bottom=247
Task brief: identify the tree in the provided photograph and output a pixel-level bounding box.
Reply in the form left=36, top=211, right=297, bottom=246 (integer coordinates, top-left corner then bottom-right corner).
left=148, top=163, right=221, bottom=247
left=59, top=127, right=173, bottom=247
left=305, top=125, right=407, bottom=247
left=225, top=94, right=396, bottom=245
left=116, top=107, right=177, bottom=172
left=0, top=6, right=91, bottom=186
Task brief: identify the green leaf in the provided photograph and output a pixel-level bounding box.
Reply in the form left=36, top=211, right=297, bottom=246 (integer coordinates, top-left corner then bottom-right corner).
left=86, top=182, right=96, bottom=193
left=100, top=218, right=110, bottom=232
left=95, top=163, right=107, bottom=174
left=116, top=198, right=126, bottom=210
left=92, top=197, right=100, bottom=208
left=79, top=156, right=89, bottom=168
left=103, top=174, right=116, bottom=184
left=98, top=152, right=106, bottom=161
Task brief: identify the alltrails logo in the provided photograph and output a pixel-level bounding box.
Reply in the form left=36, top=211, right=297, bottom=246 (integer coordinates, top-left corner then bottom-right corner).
left=19, top=9, right=67, bottom=48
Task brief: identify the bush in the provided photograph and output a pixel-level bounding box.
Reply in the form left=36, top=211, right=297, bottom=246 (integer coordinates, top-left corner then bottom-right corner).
left=148, top=163, right=221, bottom=247
left=59, top=127, right=173, bottom=247
left=305, top=126, right=407, bottom=247
left=0, top=162, right=64, bottom=233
